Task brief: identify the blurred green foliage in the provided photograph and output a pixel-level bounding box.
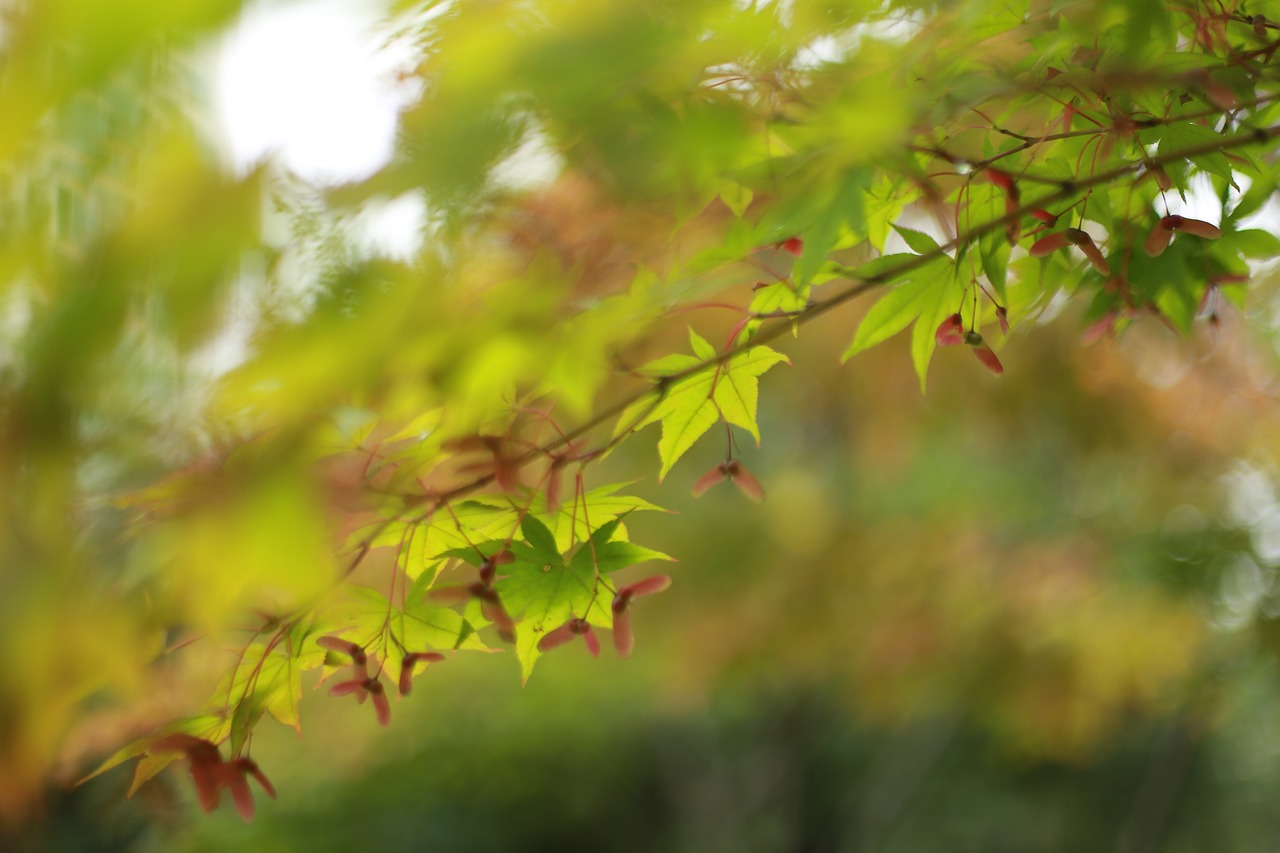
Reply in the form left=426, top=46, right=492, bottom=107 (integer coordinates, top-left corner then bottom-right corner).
left=4, top=0, right=1280, bottom=849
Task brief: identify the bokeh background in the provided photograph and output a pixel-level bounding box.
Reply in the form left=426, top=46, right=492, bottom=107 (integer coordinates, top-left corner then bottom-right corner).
left=8, top=0, right=1280, bottom=851
left=47, top=300, right=1280, bottom=853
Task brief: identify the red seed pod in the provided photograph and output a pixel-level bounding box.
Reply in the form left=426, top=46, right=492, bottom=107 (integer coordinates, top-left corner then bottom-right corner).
left=1255, top=14, right=1268, bottom=37
left=476, top=588, right=517, bottom=643
left=1066, top=229, right=1110, bottom=275
left=1005, top=220, right=1021, bottom=246
left=1204, top=79, right=1238, bottom=111
left=581, top=625, right=601, bottom=658
left=1029, top=232, right=1070, bottom=257
left=935, top=313, right=965, bottom=346
left=780, top=237, right=804, bottom=256
left=691, top=463, right=729, bottom=498
left=996, top=306, right=1010, bottom=336
left=425, top=584, right=470, bottom=603
left=725, top=460, right=765, bottom=502
left=538, top=621, right=579, bottom=652
left=369, top=680, right=391, bottom=727
left=611, top=576, right=672, bottom=658
left=546, top=460, right=564, bottom=513
left=223, top=770, right=257, bottom=821
left=1148, top=164, right=1172, bottom=191
left=158, top=736, right=224, bottom=814
left=328, top=677, right=371, bottom=703
left=619, top=575, right=673, bottom=601
left=398, top=665, right=413, bottom=697
left=236, top=758, right=276, bottom=802
left=1173, top=216, right=1221, bottom=239
left=1145, top=220, right=1174, bottom=256
left=612, top=608, right=634, bottom=658
left=1082, top=313, right=1118, bottom=344
left=399, top=652, right=446, bottom=696
left=693, top=461, right=763, bottom=501
left=1028, top=208, right=1057, bottom=226
left=964, top=332, right=1004, bottom=375
left=538, top=618, right=599, bottom=656
left=985, top=168, right=1016, bottom=195
left=151, top=736, right=274, bottom=822
left=317, top=636, right=367, bottom=669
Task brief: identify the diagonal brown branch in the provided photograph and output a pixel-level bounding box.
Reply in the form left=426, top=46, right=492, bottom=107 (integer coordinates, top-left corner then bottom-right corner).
left=343, top=119, right=1280, bottom=571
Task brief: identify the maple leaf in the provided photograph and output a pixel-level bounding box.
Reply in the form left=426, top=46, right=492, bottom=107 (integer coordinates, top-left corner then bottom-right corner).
left=617, top=329, right=788, bottom=479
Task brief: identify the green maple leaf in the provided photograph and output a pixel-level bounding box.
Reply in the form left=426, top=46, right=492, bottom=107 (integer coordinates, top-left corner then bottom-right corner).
left=464, top=484, right=668, bottom=553
left=497, top=515, right=596, bottom=681
left=565, top=517, right=673, bottom=574
left=618, top=328, right=788, bottom=479
left=842, top=256, right=961, bottom=392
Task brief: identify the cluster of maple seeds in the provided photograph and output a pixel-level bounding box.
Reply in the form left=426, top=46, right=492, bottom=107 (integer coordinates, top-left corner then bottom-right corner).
left=426, top=550, right=519, bottom=641
left=939, top=168, right=1227, bottom=372
left=425, top=547, right=675, bottom=660
left=935, top=312, right=1006, bottom=375
left=537, top=575, right=673, bottom=657
left=988, top=165, right=1223, bottom=265
left=317, top=636, right=447, bottom=727
left=148, top=734, right=276, bottom=822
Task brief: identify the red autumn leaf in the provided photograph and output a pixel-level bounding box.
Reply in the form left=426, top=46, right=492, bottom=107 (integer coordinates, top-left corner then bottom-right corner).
left=935, top=313, right=965, bottom=346
left=725, top=460, right=765, bottom=502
